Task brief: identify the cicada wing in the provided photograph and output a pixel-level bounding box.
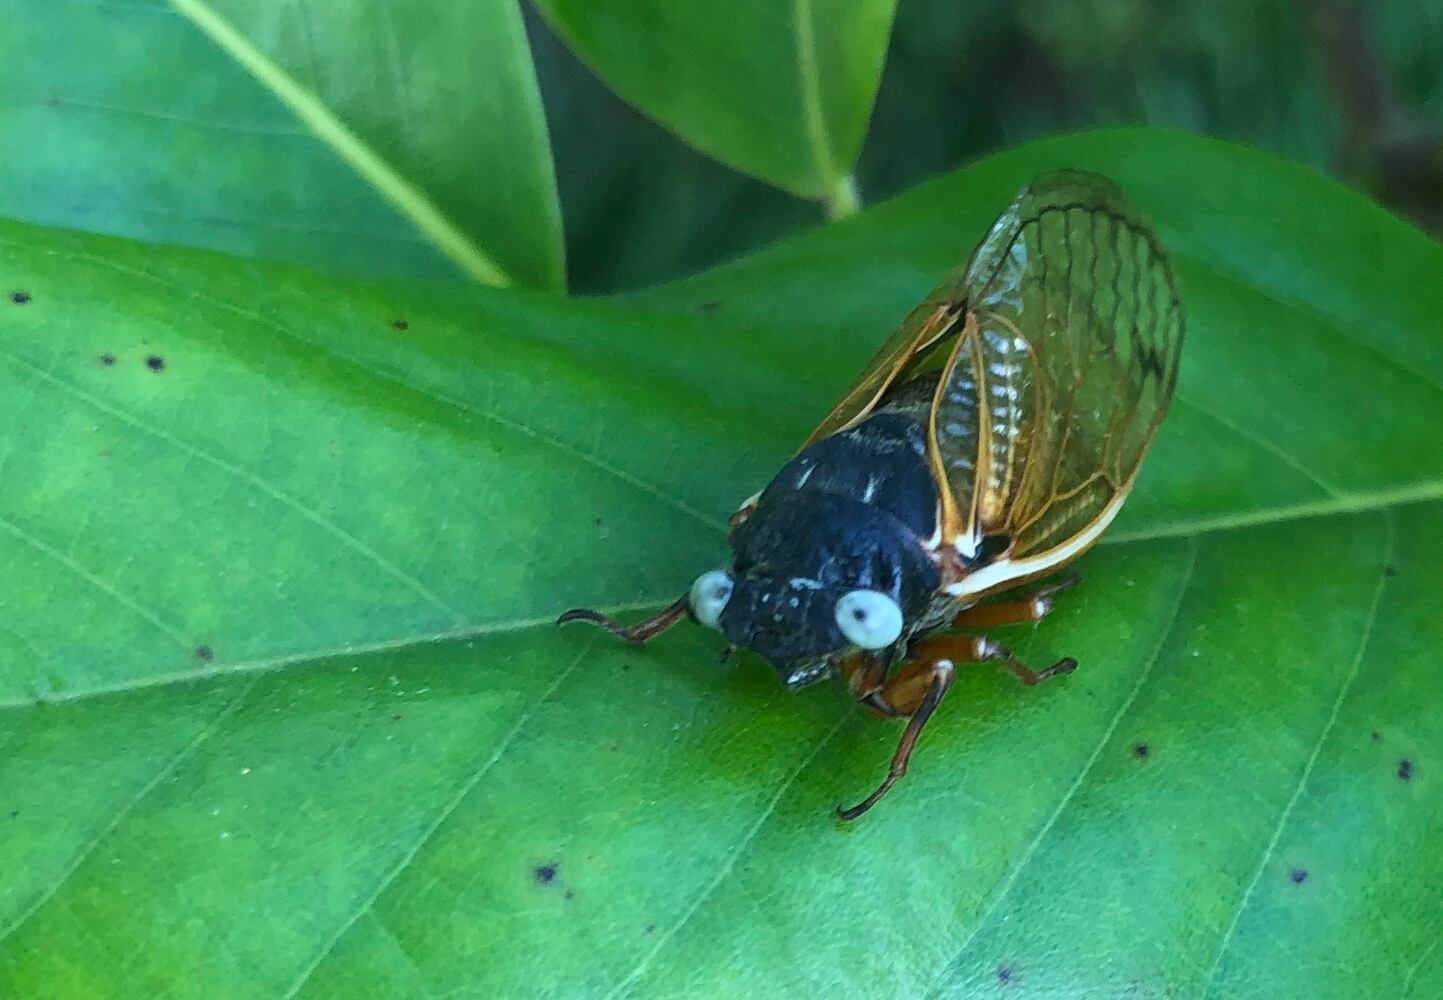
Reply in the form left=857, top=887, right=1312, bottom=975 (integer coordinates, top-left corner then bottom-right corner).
left=800, top=275, right=972, bottom=449
left=931, top=171, right=1183, bottom=581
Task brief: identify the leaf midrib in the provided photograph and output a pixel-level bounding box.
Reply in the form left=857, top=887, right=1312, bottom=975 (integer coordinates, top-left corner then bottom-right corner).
left=3, top=484, right=1438, bottom=712
left=165, top=0, right=516, bottom=288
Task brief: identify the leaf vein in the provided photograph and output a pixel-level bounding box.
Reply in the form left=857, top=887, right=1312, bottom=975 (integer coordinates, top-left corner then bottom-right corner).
left=604, top=715, right=850, bottom=999
left=924, top=533, right=1200, bottom=997
left=1197, top=510, right=1395, bottom=997
left=282, top=636, right=601, bottom=999
left=0, top=345, right=467, bottom=626
left=0, top=677, right=258, bottom=947
left=1174, top=393, right=1342, bottom=498
left=164, top=0, right=513, bottom=287
left=0, top=509, right=190, bottom=648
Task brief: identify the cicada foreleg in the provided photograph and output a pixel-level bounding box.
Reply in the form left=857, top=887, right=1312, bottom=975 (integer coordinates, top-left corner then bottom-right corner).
left=556, top=594, right=689, bottom=644
left=836, top=618, right=1079, bottom=820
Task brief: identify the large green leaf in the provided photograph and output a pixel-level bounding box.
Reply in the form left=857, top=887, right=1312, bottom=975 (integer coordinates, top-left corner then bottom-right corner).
left=0, top=0, right=561, bottom=289
left=533, top=0, right=897, bottom=207
left=1, top=130, right=1440, bottom=998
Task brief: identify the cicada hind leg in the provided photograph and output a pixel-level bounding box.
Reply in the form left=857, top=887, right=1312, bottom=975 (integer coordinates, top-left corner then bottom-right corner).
left=556, top=594, right=689, bottom=644
left=836, top=574, right=1081, bottom=821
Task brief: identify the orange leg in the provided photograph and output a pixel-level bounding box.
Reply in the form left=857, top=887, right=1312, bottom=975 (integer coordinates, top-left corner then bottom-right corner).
left=836, top=626, right=1078, bottom=821
left=557, top=593, right=689, bottom=644
left=950, top=571, right=1080, bottom=629
left=836, top=655, right=955, bottom=821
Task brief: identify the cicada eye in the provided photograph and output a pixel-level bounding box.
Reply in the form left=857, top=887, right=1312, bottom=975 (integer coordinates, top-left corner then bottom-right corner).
left=689, top=570, right=734, bottom=629
left=834, top=590, right=903, bottom=650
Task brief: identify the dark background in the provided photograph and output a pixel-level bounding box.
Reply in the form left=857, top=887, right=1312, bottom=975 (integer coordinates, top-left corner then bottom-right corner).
left=527, top=0, right=1443, bottom=293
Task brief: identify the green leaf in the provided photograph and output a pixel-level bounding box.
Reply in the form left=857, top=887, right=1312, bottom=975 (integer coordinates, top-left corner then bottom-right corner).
left=533, top=0, right=898, bottom=205
left=1, top=129, right=1440, bottom=998
left=0, top=0, right=562, bottom=289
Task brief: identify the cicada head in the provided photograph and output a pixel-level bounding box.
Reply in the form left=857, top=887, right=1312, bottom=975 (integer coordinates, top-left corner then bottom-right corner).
left=690, top=489, right=940, bottom=689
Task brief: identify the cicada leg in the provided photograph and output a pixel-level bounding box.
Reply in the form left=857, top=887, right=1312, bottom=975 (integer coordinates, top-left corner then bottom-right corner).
left=556, top=594, right=689, bottom=644
left=836, top=628, right=1078, bottom=821
left=949, top=571, right=1080, bottom=629
left=837, top=653, right=955, bottom=821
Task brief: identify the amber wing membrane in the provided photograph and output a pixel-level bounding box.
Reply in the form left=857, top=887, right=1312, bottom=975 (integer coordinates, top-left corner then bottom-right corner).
left=801, top=280, right=972, bottom=448
left=931, top=171, right=1183, bottom=562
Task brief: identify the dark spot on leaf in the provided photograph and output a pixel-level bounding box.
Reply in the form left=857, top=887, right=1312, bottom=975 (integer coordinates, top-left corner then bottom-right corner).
left=1371, top=730, right=1382, bottom=742
left=391, top=714, right=403, bottom=722
left=593, top=515, right=603, bottom=527
left=1398, top=758, right=1413, bottom=781
left=9, top=290, right=31, bottom=304
left=698, top=300, right=721, bottom=314
left=194, top=645, right=213, bottom=662
left=620, top=662, right=631, bottom=672
left=1289, top=867, right=1309, bottom=884
left=997, top=964, right=1014, bottom=984
left=99, top=353, right=116, bottom=367
left=145, top=355, right=165, bottom=372
left=645, top=923, right=656, bottom=934
left=1383, top=564, right=1398, bottom=577
left=8, top=810, right=17, bottom=820
left=391, top=318, right=409, bottom=331
left=534, top=863, right=558, bottom=884
left=564, top=889, right=575, bottom=900
left=1131, top=742, right=1150, bottom=759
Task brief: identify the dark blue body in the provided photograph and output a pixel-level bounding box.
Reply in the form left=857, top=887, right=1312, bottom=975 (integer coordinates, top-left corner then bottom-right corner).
left=718, top=393, right=943, bottom=687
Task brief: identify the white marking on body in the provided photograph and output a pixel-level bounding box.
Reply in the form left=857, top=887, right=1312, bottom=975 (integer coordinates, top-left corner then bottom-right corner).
left=944, top=490, right=1128, bottom=599
left=788, top=577, right=824, bottom=590
left=795, top=461, right=815, bottom=488
left=862, top=475, right=878, bottom=503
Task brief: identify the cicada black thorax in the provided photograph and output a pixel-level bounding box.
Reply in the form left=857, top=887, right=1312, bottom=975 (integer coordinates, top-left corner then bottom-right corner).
left=720, top=376, right=965, bottom=687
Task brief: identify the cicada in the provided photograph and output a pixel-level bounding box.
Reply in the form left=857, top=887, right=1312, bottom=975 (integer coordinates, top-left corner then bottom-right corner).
left=561, top=171, right=1183, bottom=819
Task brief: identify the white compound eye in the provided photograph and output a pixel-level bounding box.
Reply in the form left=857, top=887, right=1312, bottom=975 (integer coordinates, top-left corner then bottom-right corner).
left=689, top=570, right=734, bottom=629
left=834, top=590, right=903, bottom=650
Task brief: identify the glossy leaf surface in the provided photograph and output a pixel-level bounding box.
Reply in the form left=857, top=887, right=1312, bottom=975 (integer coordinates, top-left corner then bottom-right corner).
left=0, top=130, right=1440, bottom=998
left=533, top=0, right=897, bottom=201
left=0, top=0, right=562, bottom=288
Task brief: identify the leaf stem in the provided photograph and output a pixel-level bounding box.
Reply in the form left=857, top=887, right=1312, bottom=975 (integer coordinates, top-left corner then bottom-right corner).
left=824, top=174, right=861, bottom=220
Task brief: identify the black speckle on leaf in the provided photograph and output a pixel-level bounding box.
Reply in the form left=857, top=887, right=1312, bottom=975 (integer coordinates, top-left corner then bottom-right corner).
left=534, top=863, right=558, bottom=885
left=1131, top=742, right=1150, bottom=759
left=391, top=318, right=409, bottom=331
left=593, top=515, right=604, bottom=527
left=564, top=889, right=575, bottom=900
left=1383, top=564, right=1398, bottom=577
left=145, top=355, right=166, bottom=372
left=391, top=713, right=403, bottom=722
left=99, top=353, right=116, bottom=367
left=1289, top=867, right=1309, bottom=884
left=997, top=964, right=1014, bottom=985
left=9, top=290, right=31, bottom=304
left=194, top=645, right=213, bottom=662
left=645, top=923, right=656, bottom=934
left=1371, top=730, right=1382, bottom=742
left=8, top=810, right=17, bottom=820
left=698, top=300, right=721, bottom=314
left=1398, top=759, right=1413, bottom=782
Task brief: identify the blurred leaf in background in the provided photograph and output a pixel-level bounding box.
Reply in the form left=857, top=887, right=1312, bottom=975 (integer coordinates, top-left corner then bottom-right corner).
left=533, top=0, right=1442, bottom=292
left=533, top=0, right=898, bottom=210
left=0, top=0, right=562, bottom=288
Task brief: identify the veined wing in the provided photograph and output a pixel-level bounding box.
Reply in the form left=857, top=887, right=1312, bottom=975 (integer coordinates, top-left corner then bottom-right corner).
left=932, top=172, right=1184, bottom=597
left=800, top=279, right=971, bottom=449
